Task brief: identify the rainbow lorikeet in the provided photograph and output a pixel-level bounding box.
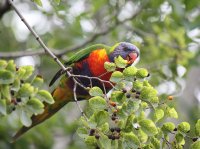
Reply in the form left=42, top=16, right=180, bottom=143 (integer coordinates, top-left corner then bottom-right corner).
left=12, top=42, right=140, bottom=141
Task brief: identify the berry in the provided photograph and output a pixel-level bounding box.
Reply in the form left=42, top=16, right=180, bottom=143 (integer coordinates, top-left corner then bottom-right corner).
left=95, top=134, right=100, bottom=139
left=16, top=98, right=21, bottom=102
left=122, top=88, right=127, bottom=93
left=89, top=129, right=95, bottom=136
left=174, top=128, right=177, bottom=131
left=108, top=135, right=112, bottom=139
left=110, top=128, right=115, bottom=132
left=192, top=137, right=198, bottom=142
left=126, top=94, right=131, bottom=98
left=131, top=89, right=136, bottom=93
left=12, top=107, right=16, bottom=111
left=10, top=90, right=15, bottom=96
left=136, top=91, right=140, bottom=95
left=115, top=135, right=120, bottom=139
left=111, top=116, right=116, bottom=121
left=135, top=94, right=140, bottom=98
left=115, top=127, right=121, bottom=132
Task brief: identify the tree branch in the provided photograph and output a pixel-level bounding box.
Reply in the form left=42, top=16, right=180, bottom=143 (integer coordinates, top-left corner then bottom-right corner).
left=0, top=0, right=11, bottom=19
left=0, top=0, right=148, bottom=59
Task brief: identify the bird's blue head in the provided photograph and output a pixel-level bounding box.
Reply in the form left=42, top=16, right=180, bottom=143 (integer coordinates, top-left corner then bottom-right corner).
left=109, top=42, right=140, bottom=66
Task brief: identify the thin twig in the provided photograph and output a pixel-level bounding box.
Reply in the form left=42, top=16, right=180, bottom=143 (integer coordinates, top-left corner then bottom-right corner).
left=72, top=81, right=88, bottom=120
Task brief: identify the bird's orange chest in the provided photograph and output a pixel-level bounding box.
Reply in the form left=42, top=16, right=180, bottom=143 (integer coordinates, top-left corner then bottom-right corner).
left=87, top=49, right=110, bottom=78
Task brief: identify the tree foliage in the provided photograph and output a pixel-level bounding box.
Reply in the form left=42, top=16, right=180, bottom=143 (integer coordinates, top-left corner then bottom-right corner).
left=0, top=0, right=200, bottom=148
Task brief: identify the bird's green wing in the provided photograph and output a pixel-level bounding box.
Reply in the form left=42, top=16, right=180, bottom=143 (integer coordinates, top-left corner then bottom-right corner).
left=49, top=44, right=110, bottom=86
left=65, top=44, right=110, bottom=65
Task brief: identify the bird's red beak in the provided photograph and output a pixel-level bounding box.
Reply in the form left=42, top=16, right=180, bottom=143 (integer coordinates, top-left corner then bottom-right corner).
left=126, top=52, right=138, bottom=64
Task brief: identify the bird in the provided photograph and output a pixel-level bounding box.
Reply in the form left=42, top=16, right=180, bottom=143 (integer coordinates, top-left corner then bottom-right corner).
left=12, top=42, right=140, bottom=141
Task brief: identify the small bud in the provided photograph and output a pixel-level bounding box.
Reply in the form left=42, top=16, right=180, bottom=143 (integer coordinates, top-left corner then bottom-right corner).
left=168, top=96, right=174, bottom=100
left=110, top=101, right=117, bottom=107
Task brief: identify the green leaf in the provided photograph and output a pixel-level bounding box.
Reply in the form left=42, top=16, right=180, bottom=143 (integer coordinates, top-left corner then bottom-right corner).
left=138, top=129, right=148, bottom=143
left=125, top=114, right=135, bottom=132
left=110, top=71, right=123, bottom=83
left=54, top=0, right=60, bottom=5
left=100, top=122, right=109, bottom=133
left=85, top=136, right=97, bottom=147
left=1, top=85, right=11, bottom=101
left=93, top=111, right=109, bottom=126
left=12, top=78, right=20, bottom=91
left=139, top=119, right=158, bottom=136
left=99, top=133, right=111, bottom=149
left=20, top=66, right=34, bottom=80
left=110, top=91, right=124, bottom=103
left=37, top=90, right=54, bottom=104
left=104, top=62, right=116, bottom=72
left=151, top=137, right=160, bottom=149
left=191, top=141, right=200, bottom=149
left=89, top=96, right=107, bottom=111
left=0, top=70, right=14, bottom=84
left=34, top=0, right=43, bottom=6
left=195, top=119, right=200, bottom=136
left=175, top=133, right=185, bottom=145
left=123, top=132, right=140, bottom=148
left=77, top=127, right=88, bottom=139
left=140, top=86, right=158, bottom=100
left=114, top=56, right=128, bottom=68
left=89, top=87, right=104, bottom=97
left=18, top=83, right=34, bottom=97
left=0, top=60, right=7, bottom=69
left=6, top=60, right=16, bottom=72
left=166, top=107, right=178, bottom=118
left=32, top=76, right=44, bottom=88
left=153, top=108, right=164, bottom=122
left=136, top=68, right=148, bottom=78
left=0, top=99, right=7, bottom=115
left=27, top=97, right=44, bottom=114
left=20, top=109, right=32, bottom=127
left=177, top=122, right=190, bottom=133
left=161, top=122, right=175, bottom=132
left=123, top=66, right=137, bottom=78
left=132, top=80, right=143, bottom=91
